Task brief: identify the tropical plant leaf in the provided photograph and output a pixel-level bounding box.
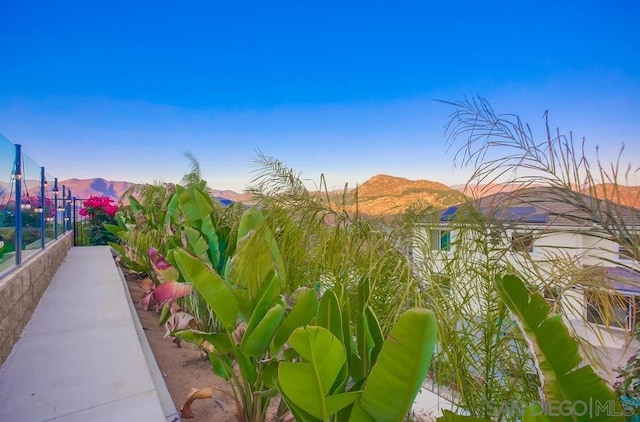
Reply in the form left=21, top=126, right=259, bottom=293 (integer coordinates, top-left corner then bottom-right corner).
left=359, top=308, right=438, bottom=422
left=175, top=185, right=213, bottom=225
left=437, top=410, right=492, bottom=421
left=158, top=302, right=171, bottom=326
left=279, top=326, right=359, bottom=420
left=209, top=353, right=233, bottom=380
left=523, top=404, right=552, bottom=422
left=364, top=306, right=383, bottom=367
left=247, top=272, right=280, bottom=325
left=495, top=275, right=623, bottom=422
left=152, top=281, right=192, bottom=306
left=232, top=227, right=277, bottom=299
left=173, top=329, right=232, bottom=354
left=149, top=247, right=179, bottom=282
left=240, top=303, right=285, bottom=357
left=273, top=287, right=319, bottom=351
left=280, top=393, right=323, bottom=422
left=180, top=387, right=213, bottom=418
left=236, top=348, right=258, bottom=385
left=174, top=248, right=239, bottom=330
left=185, top=227, right=209, bottom=262
left=237, top=206, right=264, bottom=241
left=164, top=312, right=195, bottom=339
left=163, top=192, right=180, bottom=226
left=317, top=290, right=344, bottom=345
left=201, top=214, right=221, bottom=268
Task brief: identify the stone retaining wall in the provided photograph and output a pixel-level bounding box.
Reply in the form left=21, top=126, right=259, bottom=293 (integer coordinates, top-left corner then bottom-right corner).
left=0, top=232, right=73, bottom=366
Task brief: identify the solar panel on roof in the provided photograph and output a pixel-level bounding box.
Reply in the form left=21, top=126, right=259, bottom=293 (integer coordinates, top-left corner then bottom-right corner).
left=493, top=206, right=538, bottom=221
left=440, top=206, right=458, bottom=221
left=523, top=213, right=548, bottom=223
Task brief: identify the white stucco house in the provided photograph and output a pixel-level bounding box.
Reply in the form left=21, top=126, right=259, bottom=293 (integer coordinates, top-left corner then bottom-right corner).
left=413, top=186, right=640, bottom=353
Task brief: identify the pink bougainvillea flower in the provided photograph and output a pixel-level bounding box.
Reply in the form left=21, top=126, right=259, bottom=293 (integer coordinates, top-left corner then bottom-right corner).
left=79, top=208, right=88, bottom=216
left=105, top=204, right=119, bottom=217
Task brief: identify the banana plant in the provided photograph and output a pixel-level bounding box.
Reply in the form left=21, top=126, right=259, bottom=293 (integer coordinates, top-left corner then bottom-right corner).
left=278, top=306, right=438, bottom=422
left=437, top=275, right=625, bottom=422
left=107, top=187, right=180, bottom=277
left=173, top=206, right=319, bottom=422
left=494, top=275, right=623, bottom=422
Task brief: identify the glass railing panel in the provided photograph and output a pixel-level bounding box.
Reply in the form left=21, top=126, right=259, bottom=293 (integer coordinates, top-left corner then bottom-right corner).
left=44, top=170, right=57, bottom=245
left=20, top=153, right=43, bottom=261
left=0, top=134, right=16, bottom=273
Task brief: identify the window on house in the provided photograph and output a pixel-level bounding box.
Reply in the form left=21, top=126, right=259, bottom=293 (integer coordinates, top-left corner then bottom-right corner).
left=430, top=230, right=451, bottom=251
left=511, top=233, right=534, bottom=252
left=585, top=291, right=633, bottom=330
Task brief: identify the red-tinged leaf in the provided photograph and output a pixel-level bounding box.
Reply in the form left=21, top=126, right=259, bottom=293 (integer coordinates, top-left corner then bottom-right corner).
left=149, top=247, right=179, bottom=282
left=139, top=291, right=154, bottom=311
left=149, top=247, right=171, bottom=270
left=139, top=277, right=154, bottom=294
left=153, top=282, right=192, bottom=306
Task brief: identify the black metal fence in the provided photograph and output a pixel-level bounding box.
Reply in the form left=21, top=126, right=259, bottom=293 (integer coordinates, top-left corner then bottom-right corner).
left=72, top=198, right=89, bottom=246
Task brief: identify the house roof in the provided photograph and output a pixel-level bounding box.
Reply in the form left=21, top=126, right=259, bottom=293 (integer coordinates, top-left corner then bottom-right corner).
left=604, top=266, right=640, bottom=294
left=580, top=266, right=640, bottom=295
left=439, top=186, right=640, bottom=228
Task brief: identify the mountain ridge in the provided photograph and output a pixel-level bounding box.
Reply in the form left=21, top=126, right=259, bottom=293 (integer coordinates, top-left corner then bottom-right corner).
left=54, top=176, right=640, bottom=216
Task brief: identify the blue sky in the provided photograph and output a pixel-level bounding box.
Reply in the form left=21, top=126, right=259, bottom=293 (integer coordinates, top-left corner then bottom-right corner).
left=1, top=1, right=639, bottom=191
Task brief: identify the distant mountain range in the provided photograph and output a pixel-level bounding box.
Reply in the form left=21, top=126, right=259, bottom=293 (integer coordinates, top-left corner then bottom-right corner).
left=342, top=174, right=467, bottom=217
left=5, top=176, right=634, bottom=217
left=59, top=178, right=135, bottom=200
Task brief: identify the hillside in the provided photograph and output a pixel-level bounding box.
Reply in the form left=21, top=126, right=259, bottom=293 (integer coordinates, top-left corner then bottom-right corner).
left=210, top=189, right=255, bottom=204
left=60, top=178, right=135, bottom=200
left=451, top=183, right=527, bottom=198
left=451, top=182, right=640, bottom=209
left=584, top=184, right=640, bottom=209
left=24, top=177, right=637, bottom=217
left=345, top=174, right=467, bottom=217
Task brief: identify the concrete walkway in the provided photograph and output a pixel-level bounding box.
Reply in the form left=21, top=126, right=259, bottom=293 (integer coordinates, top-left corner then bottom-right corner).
left=0, top=246, right=179, bottom=422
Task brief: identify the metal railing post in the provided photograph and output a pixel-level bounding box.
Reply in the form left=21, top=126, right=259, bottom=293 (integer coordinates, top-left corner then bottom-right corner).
left=14, top=144, right=22, bottom=266
left=66, top=190, right=72, bottom=232
left=62, top=185, right=66, bottom=233
left=53, top=178, right=59, bottom=239
left=40, top=167, right=45, bottom=249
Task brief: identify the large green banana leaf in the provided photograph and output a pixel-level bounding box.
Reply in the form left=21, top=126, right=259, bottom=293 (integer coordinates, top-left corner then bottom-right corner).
left=175, top=185, right=213, bottom=225
left=317, top=290, right=345, bottom=346
left=273, top=287, right=319, bottom=351
left=357, top=308, right=438, bottom=422
left=237, top=206, right=264, bottom=241
left=173, top=329, right=232, bottom=354
left=163, top=192, right=180, bottom=226
left=436, top=410, right=491, bottom=421
left=200, top=214, right=222, bottom=271
left=174, top=248, right=239, bottom=330
left=279, top=326, right=361, bottom=420
left=240, top=303, right=285, bottom=356
left=185, top=227, right=209, bottom=261
left=232, top=214, right=281, bottom=299
left=495, top=275, right=623, bottom=422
